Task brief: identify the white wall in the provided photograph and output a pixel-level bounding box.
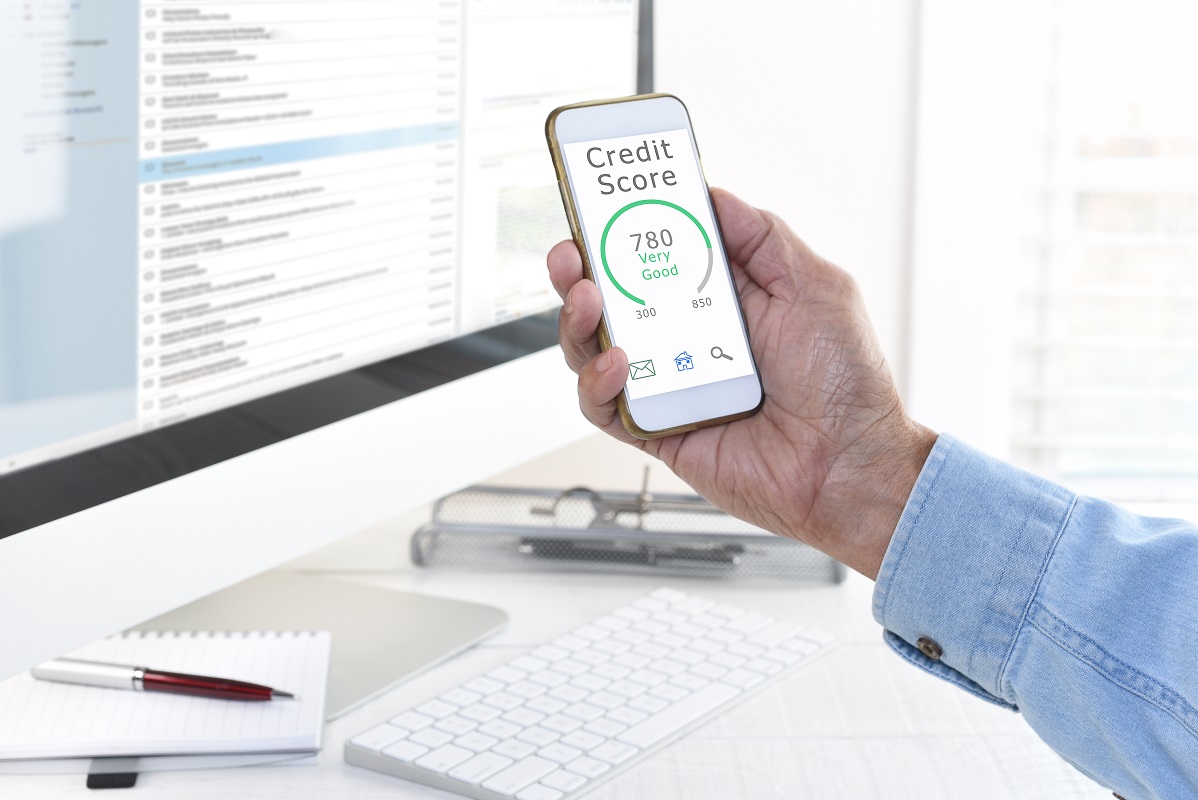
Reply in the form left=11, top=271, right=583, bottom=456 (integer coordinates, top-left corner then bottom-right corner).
left=654, top=0, right=920, bottom=387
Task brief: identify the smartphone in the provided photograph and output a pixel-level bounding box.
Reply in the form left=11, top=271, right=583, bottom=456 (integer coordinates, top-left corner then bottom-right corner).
left=546, top=94, right=763, bottom=439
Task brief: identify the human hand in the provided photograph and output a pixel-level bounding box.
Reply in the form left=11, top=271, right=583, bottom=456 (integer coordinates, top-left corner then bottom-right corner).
left=547, top=189, right=936, bottom=578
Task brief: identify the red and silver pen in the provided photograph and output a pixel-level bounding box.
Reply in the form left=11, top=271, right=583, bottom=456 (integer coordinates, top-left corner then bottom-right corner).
left=31, top=657, right=297, bottom=701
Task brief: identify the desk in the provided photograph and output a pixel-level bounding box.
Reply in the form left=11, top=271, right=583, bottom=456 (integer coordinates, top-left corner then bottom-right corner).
left=5, top=437, right=1106, bottom=799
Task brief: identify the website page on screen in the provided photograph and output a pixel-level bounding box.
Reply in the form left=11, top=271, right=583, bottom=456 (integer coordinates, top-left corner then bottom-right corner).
left=562, top=129, right=752, bottom=401
left=0, top=0, right=638, bottom=474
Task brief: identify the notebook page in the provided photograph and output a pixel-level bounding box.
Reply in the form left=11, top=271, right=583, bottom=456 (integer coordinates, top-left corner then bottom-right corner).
left=0, top=630, right=330, bottom=760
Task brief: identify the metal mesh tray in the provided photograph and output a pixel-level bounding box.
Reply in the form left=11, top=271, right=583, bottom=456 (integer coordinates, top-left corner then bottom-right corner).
left=411, top=485, right=845, bottom=583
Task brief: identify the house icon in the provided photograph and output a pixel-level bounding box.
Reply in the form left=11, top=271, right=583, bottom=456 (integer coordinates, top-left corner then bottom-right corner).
left=674, top=352, right=694, bottom=371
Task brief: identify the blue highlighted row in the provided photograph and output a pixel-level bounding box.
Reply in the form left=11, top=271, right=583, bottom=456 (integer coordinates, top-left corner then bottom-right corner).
left=139, top=122, right=459, bottom=182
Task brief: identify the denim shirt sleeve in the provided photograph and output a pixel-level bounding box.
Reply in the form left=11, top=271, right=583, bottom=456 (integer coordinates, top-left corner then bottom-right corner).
left=872, top=434, right=1198, bottom=799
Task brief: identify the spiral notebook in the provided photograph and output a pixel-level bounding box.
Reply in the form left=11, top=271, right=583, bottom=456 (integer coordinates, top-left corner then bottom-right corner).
left=0, top=630, right=331, bottom=760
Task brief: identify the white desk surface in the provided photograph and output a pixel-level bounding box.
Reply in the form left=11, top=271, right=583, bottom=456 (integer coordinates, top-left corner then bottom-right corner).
left=5, top=435, right=1108, bottom=799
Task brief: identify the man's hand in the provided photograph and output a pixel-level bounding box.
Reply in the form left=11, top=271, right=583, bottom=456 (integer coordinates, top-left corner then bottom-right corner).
left=547, top=189, right=936, bottom=579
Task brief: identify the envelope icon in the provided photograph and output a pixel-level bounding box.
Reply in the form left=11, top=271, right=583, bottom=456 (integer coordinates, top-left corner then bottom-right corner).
left=629, top=359, right=656, bottom=380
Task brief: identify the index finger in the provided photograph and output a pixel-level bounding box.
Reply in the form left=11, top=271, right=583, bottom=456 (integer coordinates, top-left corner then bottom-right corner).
left=547, top=239, right=584, bottom=302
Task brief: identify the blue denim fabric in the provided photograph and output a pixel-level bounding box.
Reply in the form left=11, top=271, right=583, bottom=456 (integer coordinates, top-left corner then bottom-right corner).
left=873, top=434, right=1198, bottom=799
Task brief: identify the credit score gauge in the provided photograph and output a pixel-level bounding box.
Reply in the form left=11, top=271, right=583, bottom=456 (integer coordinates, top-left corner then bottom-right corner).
left=599, top=199, right=713, bottom=306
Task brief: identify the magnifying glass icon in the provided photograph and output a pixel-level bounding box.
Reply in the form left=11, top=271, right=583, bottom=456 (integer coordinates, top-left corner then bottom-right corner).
left=710, top=346, right=733, bottom=361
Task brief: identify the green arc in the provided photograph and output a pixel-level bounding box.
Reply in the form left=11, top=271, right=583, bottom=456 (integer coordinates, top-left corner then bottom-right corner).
left=599, top=199, right=712, bottom=306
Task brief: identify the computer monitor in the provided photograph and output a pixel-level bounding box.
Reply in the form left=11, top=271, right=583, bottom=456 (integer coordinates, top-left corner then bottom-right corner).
left=0, top=0, right=651, bottom=683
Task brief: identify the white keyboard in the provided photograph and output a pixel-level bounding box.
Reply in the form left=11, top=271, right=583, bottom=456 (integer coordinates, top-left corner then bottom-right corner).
left=345, top=588, right=835, bottom=800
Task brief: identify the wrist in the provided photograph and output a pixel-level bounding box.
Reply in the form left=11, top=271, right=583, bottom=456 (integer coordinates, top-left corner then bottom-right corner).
left=804, top=419, right=938, bottom=580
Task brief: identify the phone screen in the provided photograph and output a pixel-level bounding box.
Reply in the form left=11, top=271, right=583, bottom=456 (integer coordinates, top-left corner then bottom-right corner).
left=562, top=130, right=753, bottom=401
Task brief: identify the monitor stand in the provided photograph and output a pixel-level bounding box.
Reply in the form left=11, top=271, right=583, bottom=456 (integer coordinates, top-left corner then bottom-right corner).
left=132, top=571, right=507, bottom=720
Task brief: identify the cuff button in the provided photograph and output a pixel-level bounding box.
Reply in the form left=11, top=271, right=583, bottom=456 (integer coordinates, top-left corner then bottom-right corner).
left=916, top=637, right=943, bottom=660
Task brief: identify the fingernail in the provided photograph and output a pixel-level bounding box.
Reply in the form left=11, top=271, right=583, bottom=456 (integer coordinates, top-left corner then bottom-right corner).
left=595, top=352, right=611, bottom=373
left=564, top=299, right=573, bottom=315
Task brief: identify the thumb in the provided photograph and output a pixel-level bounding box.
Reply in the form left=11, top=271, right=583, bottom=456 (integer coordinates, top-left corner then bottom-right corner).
left=710, top=188, right=804, bottom=294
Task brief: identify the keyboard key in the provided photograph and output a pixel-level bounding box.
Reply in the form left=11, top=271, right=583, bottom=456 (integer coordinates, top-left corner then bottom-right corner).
left=632, top=597, right=668, bottom=612
left=548, top=684, right=588, bottom=703
left=350, top=723, right=408, bottom=753
left=434, top=715, right=478, bottom=736
left=765, top=648, right=803, bottom=665
left=674, top=623, right=706, bottom=639
left=608, top=680, right=648, bottom=698
left=656, top=632, right=688, bottom=648
left=617, top=683, right=742, bottom=748
left=460, top=703, right=503, bottom=723
left=583, top=718, right=626, bottom=738
left=483, top=691, right=524, bottom=711
left=589, top=740, right=638, bottom=765
left=552, top=635, right=588, bottom=652
left=510, top=656, right=550, bottom=673
left=541, top=769, right=587, bottom=791
left=651, top=588, right=687, bottom=603
left=551, top=659, right=589, bottom=677
left=441, top=688, right=483, bottom=707
left=516, top=785, right=563, bottom=800
left=570, top=673, right=610, bottom=692
left=509, top=680, right=548, bottom=699
left=671, top=672, right=710, bottom=691
left=409, top=728, right=455, bottom=749
left=607, top=706, right=648, bottom=726
left=481, top=756, right=558, bottom=795
left=711, top=652, right=747, bottom=669
left=649, top=684, right=690, bottom=703
left=692, top=614, right=726, bottom=629
left=612, top=606, right=649, bottom=622
left=391, top=711, right=434, bottom=731
left=633, top=619, right=669, bottom=636
left=690, top=638, right=724, bottom=655
left=572, top=648, right=610, bottom=666
left=728, top=642, right=766, bottom=659
left=493, top=739, right=538, bottom=760
left=538, top=743, right=582, bottom=764
left=722, top=669, right=765, bottom=689
left=416, top=700, right=458, bottom=719
left=612, top=632, right=651, bottom=648
left=415, top=744, right=474, bottom=774
left=531, top=645, right=570, bottom=663
left=464, top=677, right=505, bottom=696
left=690, top=662, right=729, bottom=680
left=448, top=751, right=513, bottom=785
left=727, top=613, right=773, bottom=635
left=628, top=694, right=669, bottom=714
left=711, top=603, right=746, bottom=619
left=587, top=691, right=625, bottom=710
left=565, top=755, right=610, bottom=778
left=670, top=648, right=706, bottom=665
left=503, top=708, right=546, bottom=727
left=488, top=665, right=529, bottom=684
left=745, top=658, right=784, bottom=676
left=516, top=726, right=561, bottom=747
left=648, top=658, right=686, bottom=676
left=593, top=639, right=630, bottom=655
left=562, top=702, right=605, bottom=722
left=613, top=652, right=652, bottom=670
left=593, top=615, right=630, bottom=632
left=560, top=730, right=605, bottom=751
left=381, top=739, right=429, bottom=763
left=633, top=642, right=669, bottom=659
left=593, top=663, right=631, bottom=681
left=627, top=668, right=668, bottom=687
left=526, top=696, right=568, bottom=715
left=708, top=629, right=743, bottom=645
left=652, top=609, right=686, bottom=625
left=454, top=731, right=499, bottom=752
left=675, top=597, right=715, bottom=615
left=541, top=713, right=583, bottom=734
left=528, top=669, right=569, bottom=688
left=748, top=622, right=801, bottom=648
left=479, top=719, right=522, bottom=739
left=573, top=625, right=609, bottom=642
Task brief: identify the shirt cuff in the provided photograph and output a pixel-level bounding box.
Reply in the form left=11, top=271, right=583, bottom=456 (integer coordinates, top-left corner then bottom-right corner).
left=871, top=434, right=1077, bottom=708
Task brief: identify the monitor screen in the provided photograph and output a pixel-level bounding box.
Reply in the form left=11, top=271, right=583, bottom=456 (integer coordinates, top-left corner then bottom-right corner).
left=0, top=0, right=648, bottom=536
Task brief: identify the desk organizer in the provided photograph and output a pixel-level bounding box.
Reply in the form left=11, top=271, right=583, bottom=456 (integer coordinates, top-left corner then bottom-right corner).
left=411, top=484, right=845, bottom=584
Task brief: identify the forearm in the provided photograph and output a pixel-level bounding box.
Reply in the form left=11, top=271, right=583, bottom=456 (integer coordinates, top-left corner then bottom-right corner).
left=873, top=435, right=1198, bottom=798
